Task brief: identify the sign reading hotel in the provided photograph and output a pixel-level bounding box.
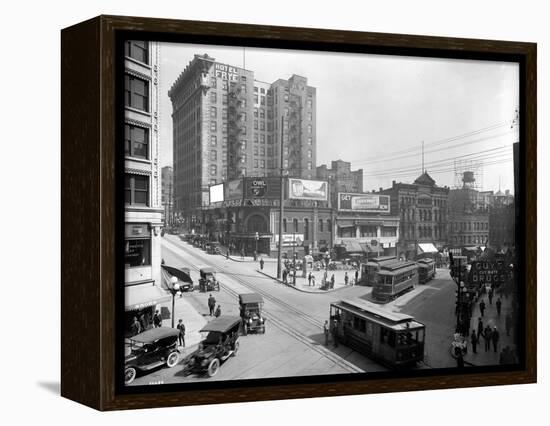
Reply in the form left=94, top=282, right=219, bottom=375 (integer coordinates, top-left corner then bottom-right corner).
left=338, top=193, right=391, bottom=213
left=288, top=179, right=328, bottom=201
left=214, top=63, right=239, bottom=81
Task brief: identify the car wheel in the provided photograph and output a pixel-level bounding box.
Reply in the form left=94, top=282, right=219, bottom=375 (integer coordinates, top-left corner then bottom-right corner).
left=207, top=358, right=220, bottom=377
left=124, top=367, right=137, bottom=385
left=261, top=326, right=266, bottom=334
left=232, top=341, right=239, bottom=356
left=166, top=351, right=180, bottom=368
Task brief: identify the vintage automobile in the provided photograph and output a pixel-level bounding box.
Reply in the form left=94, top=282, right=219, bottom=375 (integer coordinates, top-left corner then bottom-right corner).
left=239, top=293, right=266, bottom=335
left=182, top=316, right=241, bottom=377
left=161, top=264, right=194, bottom=291
left=205, top=241, right=221, bottom=255
left=124, top=328, right=181, bottom=385
left=199, top=267, right=220, bottom=292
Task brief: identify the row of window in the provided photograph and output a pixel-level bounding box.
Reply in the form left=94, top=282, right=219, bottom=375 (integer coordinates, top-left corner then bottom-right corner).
left=452, top=234, right=488, bottom=245
left=451, top=221, right=489, bottom=231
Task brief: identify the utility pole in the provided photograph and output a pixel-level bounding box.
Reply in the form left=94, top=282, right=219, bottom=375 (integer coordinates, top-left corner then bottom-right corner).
left=277, top=115, right=285, bottom=279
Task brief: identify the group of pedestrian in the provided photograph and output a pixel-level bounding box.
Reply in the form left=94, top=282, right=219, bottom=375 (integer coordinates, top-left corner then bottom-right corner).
left=307, top=272, right=316, bottom=287
left=472, top=320, right=500, bottom=353
left=207, top=293, right=222, bottom=317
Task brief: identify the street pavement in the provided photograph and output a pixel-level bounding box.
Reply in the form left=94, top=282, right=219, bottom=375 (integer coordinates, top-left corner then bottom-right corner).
left=128, top=235, right=507, bottom=386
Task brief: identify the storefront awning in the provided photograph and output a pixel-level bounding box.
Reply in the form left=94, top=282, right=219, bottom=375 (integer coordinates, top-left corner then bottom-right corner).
left=125, top=283, right=171, bottom=312
left=418, top=243, right=438, bottom=253
left=342, top=240, right=364, bottom=253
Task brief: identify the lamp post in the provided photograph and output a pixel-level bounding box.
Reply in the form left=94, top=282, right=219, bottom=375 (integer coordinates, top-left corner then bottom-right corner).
left=169, top=276, right=181, bottom=328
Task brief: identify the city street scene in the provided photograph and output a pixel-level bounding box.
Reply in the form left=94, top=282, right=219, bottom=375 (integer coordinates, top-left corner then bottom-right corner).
left=123, top=40, right=520, bottom=387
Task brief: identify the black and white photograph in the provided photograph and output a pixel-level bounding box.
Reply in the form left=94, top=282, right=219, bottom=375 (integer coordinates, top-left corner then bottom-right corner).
left=122, top=40, right=521, bottom=387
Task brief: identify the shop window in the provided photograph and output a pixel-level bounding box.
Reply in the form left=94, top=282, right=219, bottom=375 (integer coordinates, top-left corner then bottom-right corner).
left=125, top=238, right=151, bottom=267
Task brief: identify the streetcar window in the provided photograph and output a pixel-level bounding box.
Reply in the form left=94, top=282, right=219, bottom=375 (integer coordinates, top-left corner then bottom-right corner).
left=380, top=328, right=396, bottom=347
left=353, top=317, right=366, bottom=333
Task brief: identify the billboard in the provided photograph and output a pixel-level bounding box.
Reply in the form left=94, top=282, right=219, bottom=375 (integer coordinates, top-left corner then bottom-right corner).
left=338, top=193, right=390, bottom=213
left=209, top=183, right=224, bottom=203
left=244, top=177, right=281, bottom=199
left=225, top=179, right=244, bottom=200
left=288, top=178, right=328, bottom=201
left=274, top=233, right=304, bottom=247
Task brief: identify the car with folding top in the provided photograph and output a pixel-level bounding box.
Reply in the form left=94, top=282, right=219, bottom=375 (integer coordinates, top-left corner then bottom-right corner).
left=182, top=316, right=241, bottom=377
left=239, top=293, right=266, bottom=335
left=124, top=327, right=181, bottom=385
left=199, top=267, right=220, bottom=292
left=161, top=264, right=194, bottom=292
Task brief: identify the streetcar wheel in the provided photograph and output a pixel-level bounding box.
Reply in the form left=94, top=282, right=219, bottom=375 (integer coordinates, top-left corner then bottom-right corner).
left=207, top=358, right=220, bottom=377
left=166, top=351, right=179, bottom=368
left=124, top=367, right=137, bottom=385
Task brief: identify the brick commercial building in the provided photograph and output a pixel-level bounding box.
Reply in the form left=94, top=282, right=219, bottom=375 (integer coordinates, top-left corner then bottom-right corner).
left=379, top=172, right=449, bottom=260
left=168, top=54, right=317, bottom=232
left=489, top=190, right=515, bottom=251
left=205, top=176, right=331, bottom=257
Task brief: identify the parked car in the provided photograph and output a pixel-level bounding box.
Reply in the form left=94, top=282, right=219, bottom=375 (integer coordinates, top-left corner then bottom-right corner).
left=182, top=316, right=241, bottom=377
left=239, top=293, right=266, bottom=335
left=161, top=264, right=194, bottom=292
left=199, top=267, right=220, bottom=292
left=205, top=241, right=221, bottom=255
left=124, top=328, right=181, bottom=385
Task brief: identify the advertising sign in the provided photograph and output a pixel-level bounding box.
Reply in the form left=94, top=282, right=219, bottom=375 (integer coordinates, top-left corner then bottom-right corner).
left=338, top=193, right=390, bottom=213
left=209, top=183, right=224, bottom=204
left=225, top=179, right=244, bottom=200
left=275, top=233, right=304, bottom=247
left=469, top=260, right=511, bottom=286
left=288, top=179, right=328, bottom=201
left=244, top=177, right=281, bottom=199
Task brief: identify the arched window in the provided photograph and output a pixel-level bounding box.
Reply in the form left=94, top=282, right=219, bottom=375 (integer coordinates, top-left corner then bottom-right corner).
left=293, top=218, right=299, bottom=233
left=283, top=218, right=287, bottom=233
left=319, top=219, right=323, bottom=232
left=304, top=218, right=309, bottom=240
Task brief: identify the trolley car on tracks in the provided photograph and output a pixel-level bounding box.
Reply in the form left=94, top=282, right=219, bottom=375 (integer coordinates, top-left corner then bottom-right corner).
left=372, top=260, right=418, bottom=302
left=417, top=258, right=436, bottom=284
left=329, top=298, right=425, bottom=369
left=360, top=256, right=397, bottom=286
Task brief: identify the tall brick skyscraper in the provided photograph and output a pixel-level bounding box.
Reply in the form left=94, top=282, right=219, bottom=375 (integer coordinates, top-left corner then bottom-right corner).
left=168, top=54, right=317, bottom=231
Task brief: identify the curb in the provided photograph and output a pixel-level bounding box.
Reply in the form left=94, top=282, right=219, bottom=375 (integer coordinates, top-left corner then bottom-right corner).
left=255, top=270, right=351, bottom=294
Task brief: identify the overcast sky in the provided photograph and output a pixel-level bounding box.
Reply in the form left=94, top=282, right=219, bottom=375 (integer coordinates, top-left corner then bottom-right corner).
left=158, top=42, right=519, bottom=194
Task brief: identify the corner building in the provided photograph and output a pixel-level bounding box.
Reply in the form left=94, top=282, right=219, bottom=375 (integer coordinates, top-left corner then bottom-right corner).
left=124, top=41, right=166, bottom=333
left=168, top=54, right=317, bottom=232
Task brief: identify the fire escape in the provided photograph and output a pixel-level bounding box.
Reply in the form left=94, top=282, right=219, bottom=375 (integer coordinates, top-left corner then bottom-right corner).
left=287, top=95, right=302, bottom=178
left=227, top=84, right=247, bottom=178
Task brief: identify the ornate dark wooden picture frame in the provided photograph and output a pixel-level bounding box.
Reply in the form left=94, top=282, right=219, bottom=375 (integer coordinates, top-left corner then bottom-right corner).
left=61, top=15, right=536, bottom=411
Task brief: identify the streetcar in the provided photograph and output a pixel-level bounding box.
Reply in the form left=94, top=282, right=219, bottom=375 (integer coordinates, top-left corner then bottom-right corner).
left=417, top=258, right=436, bottom=284
left=372, top=260, right=418, bottom=303
left=329, top=298, right=425, bottom=369
left=360, top=256, right=397, bottom=286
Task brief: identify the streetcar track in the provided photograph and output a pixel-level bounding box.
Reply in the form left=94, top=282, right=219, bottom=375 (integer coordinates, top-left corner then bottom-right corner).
left=163, top=238, right=364, bottom=373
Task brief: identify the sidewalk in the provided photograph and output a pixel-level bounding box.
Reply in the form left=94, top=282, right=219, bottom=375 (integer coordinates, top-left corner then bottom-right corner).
left=454, top=288, right=517, bottom=366
left=158, top=293, right=207, bottom=353
left=257, top=261, right=360, bottom=293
